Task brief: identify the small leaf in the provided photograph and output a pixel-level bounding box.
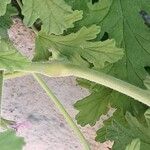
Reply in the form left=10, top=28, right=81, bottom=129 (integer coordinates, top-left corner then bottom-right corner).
left=125, top=139, right=140, bottom=150
left=80, top=0, right=112, bottom=26
left=0, top=130, right=25, bottom=150
left=0, top=39, right=30, bottom=71
left=0, top=4, right=17, bottom=38
left=74, top=90, right=110, bottom=126
left=22, top=0, right=83, bottom=34
left=96, top=110, right=150, bottom=150
left=0, top=0, right=11, bottom=16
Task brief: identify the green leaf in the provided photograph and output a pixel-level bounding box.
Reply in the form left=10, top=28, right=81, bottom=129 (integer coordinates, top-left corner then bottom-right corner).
left=0, top=130, right=25, bottom=150
left=75, top=75, right=147, bottom=126
left=22, top=0, right=83, bottom=35
left=0, top=39, right=30, bottom=71
left=74, top=0, right=150, bottom=126
left=0, top=0, right=11, bottom=16
left=96, top=109, right=150, bottom=150
left=74, top=89, right=110, bottom=126
left=33, top=25, right=123, bottom=68
left=0, top=5, right=17, bottom=38
left=74, top=79, right=134, bottom=126
left=65, top=0, right=111, bottom=34
left=125, top=139, right=141, bottom=150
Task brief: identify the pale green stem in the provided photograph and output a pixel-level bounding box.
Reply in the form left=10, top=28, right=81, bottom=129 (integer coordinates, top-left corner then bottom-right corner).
left=33, top=73, right=90, bottom=150
left=11, top=62, right=150, bottom=106
left=4, top=72, right=29, bottom=80
left=16, top=0, right=23, bottom=9
left=3, top=61, right=150, bottom=105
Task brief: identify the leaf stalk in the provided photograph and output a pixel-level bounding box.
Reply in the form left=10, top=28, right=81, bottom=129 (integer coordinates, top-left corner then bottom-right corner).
left=32, top=73, right=90, bottom=150
left=11, top=62, right=150, bottom=107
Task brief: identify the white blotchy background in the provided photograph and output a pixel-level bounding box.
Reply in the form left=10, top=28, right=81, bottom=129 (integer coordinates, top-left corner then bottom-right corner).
left=2, top=18, right=113, bottom=150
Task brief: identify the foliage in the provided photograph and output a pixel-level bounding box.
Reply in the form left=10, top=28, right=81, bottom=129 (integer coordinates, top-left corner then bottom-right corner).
left=125, top=139, right=140, bottom=150
left=0, top=0, right=150, bottom=149
left=0, top=130, right=25, bottom=150
left=34, top=25, right=123, bottom=67
left=22, top=0, right=83, bottom=34
left=0, top=0, right=11, bottom=16
left=0, top=39, right=30, bottom=71
left=74, top=0, right=150, bottom=126
left=96, top=109, right=150, bottom=150
left=0, top=5, right=17, bottom=38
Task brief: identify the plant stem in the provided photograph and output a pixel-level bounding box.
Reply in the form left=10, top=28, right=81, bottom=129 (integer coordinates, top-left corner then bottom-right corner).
left=4, top=72, right=29, bottom=80
left=16, top=0, right=23, bottom=9
left=12, top=62, right=150, bottom=106
left=2, top=61, right=150, bottom=106
left=33, top=73, right=90, bottom=150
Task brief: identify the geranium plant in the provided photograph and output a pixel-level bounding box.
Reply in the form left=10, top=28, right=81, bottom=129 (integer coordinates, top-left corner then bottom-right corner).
left=0, top=0, right=150, bottom=150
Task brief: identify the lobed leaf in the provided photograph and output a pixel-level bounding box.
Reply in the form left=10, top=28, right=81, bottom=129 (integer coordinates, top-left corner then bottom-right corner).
left=33, top=25, right=123, bottom=68
left=74, top=89, right=110, bottom=126
left=80, top=0, right=112, bottom=27
left=22, top=0, right=83, bottom=35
